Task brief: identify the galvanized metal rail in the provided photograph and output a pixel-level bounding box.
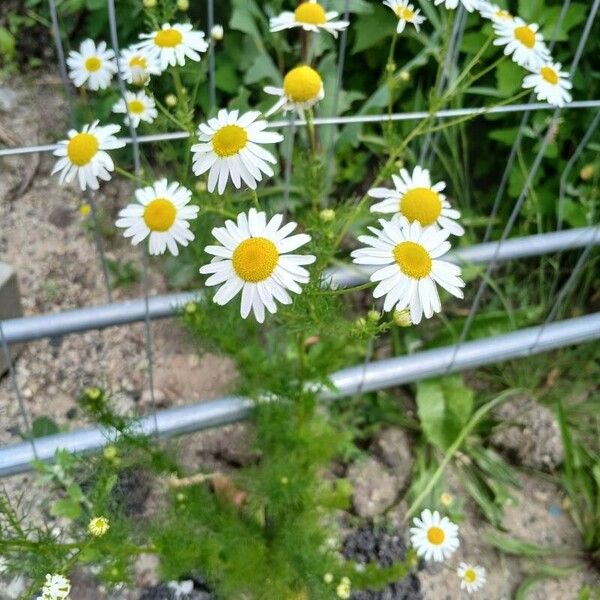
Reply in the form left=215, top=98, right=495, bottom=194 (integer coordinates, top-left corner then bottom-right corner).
left=1, top=227, right=598, bottom=345
left=1, top=311, right=598, bottom=477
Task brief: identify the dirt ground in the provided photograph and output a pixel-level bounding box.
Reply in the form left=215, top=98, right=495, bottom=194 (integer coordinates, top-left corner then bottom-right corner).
left=1, top=74, right=598, bottom=599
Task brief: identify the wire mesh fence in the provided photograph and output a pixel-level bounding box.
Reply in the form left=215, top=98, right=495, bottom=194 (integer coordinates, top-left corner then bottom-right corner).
left=0, top=0, right=599, bottom=476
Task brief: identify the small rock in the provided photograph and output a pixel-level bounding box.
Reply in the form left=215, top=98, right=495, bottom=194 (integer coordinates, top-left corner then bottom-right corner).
left=347, top=457, right=401, bottom=518
left=372, top=428, right=413, bottom=492
left=2, top=576, right=27, bottom=600
left=48, top=206, right=75, bottom=229
left=0, top=86, right=18, bottom=112
left=342, top=527, right=422, bottom=600
left=490, top=395, right=564, bottom=471
left=194, top=424, right=258, bottom=467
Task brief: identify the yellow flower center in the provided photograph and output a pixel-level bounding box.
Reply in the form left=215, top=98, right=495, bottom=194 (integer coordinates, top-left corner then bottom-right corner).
left=294, top=2, right=327, bottom=25
left=212, top=125, right=249, bottom=157
left=85, top=56, right=102, bottom=72
left=129, top=55, right=148, bottom=68
left=426, top=526, right=445, bottom=546
left=393, top=241, right=432, bottom=279
left=464, top=569, right=477, bottom=583
left=154, top=28, right=183, bottom=48
left=400, top=187, right=442, bottom=226
left=67, top=132, right=99, bottom=166
left=514, top=25, right=536, bottom=49
left=541, top=66, right=559, bottom=85
left=232, top=237, right=279, bottom=282
left=395, top=6, right=415, bottom=20
left=143, top=198, right=177, bottom=231
left=128, top=99, right=145, bottom=114
left=496, top=9, right=512, bottom=20
left=283, top=66, right=323, bottom=103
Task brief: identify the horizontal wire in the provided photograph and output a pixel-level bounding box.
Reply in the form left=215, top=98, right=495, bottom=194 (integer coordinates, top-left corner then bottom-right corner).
left=2, top=100, right=600, bottom=158
left=1, top=226, right=598, bottom=345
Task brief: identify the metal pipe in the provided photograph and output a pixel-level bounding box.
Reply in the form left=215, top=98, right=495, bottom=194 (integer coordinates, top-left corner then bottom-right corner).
left=1, top=312, right=599, bottom=477
left=3, top=101, right=600, bottom=158
left=2, top=227, right=599, bottom=344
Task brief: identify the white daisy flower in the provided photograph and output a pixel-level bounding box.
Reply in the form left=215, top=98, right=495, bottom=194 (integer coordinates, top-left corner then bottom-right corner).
left=51, top=121, right=125, bottom=191
left=67, top=39, right=116, bottom=91
left=191, top=109, right=283, bottom=195
left=457, top=563, right=487, bottom=594
left=351, top=216, right=465, bottom=324
left=522, top=61, right=572, bottom=107
left=264, top=65, right=325, bottom=117
left=37, top=574, right=71, bottom=600
left=136, top=23, right=208, bottom=70
left=478, top=1, right=514, bottom=23
left=493, top=17, right=551, bottom=69
left=200, top=208, right=316, bottom=323
left=118, top=47, right=161, bottom=86
left=409, top=509, right=460, bottom=562
left=384, top=1, right=426, bottom=33
left=269, top=0, right=349, bottom=38
left=116, top=179, right=199, bottom=256
left=369, top=166, right=464, bottom=237
left=112, top=90, right=158, bottom=128
left=430, top=0, right=479, bottom=12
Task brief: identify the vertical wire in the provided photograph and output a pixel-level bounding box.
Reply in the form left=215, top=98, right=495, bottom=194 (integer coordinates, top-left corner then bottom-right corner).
left=48, top=0, right=113, bottom=302
left=107, top=0, right=158, bottom=438
left=557, top=111, right=600, bottom=230
left=283, top=114, right=296, bottom=208
left=323, top=0, right=350, bottom=200
left=207, top=0, right=216, bottom=111
left=419, top=5, right=467, bottom=164
left=445, top=0, right=600, bottom=371
left=482, top=0, right=572, bottom=242
left=0, top=323, right=37, bottom=458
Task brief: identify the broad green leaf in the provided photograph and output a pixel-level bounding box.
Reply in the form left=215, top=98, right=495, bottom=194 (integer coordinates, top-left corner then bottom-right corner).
left=496, top=60, right=523, bottom=97
left=51, top=498, right=82, bottom=520
left=352, top=5, right=395, bottom=54
left=416, top=375, right=474, bottom=449
left=31, top=416, right=60, bottom=438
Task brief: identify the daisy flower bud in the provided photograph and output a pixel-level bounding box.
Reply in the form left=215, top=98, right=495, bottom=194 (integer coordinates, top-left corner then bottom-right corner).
left=211, top=25, right=224, bottom=41
left=440, top=491, right=453, bottom=506
left=580, top=164, right=595, bottom=181
left=323, top=573, right=334, bottom=584
left=143, top=0, right=156, bottom=7
left=88, top=516, right=110, bottom=537
left=319, top=208, right=335, bottom=222
left=177, top=0, right=189, bottom=10
left=165, top=94, right=178, bottom=107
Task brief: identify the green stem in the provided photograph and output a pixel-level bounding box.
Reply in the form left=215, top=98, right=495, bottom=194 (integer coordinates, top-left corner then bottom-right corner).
left=154, top=96, right=190, bottom=131
left=386, top=30, right=399, bottom=127
left=316, top=281, right=374, bottom=296
left=404, top=388, right=526, bottom=523
left=251, top=189, right=261, bottom=210
left=305, top=107, right=317, bottom=155
left=115, top=165, right=148, bottom=186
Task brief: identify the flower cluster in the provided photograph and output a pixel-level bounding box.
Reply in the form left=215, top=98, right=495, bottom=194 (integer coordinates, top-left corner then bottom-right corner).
left=352, top=165, right=465, bottom=325
left=410, top=509, right=486, bottom=594
left=36, top=574, right=71, bottom=600
left=383, top=0, right=572, bottom=107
